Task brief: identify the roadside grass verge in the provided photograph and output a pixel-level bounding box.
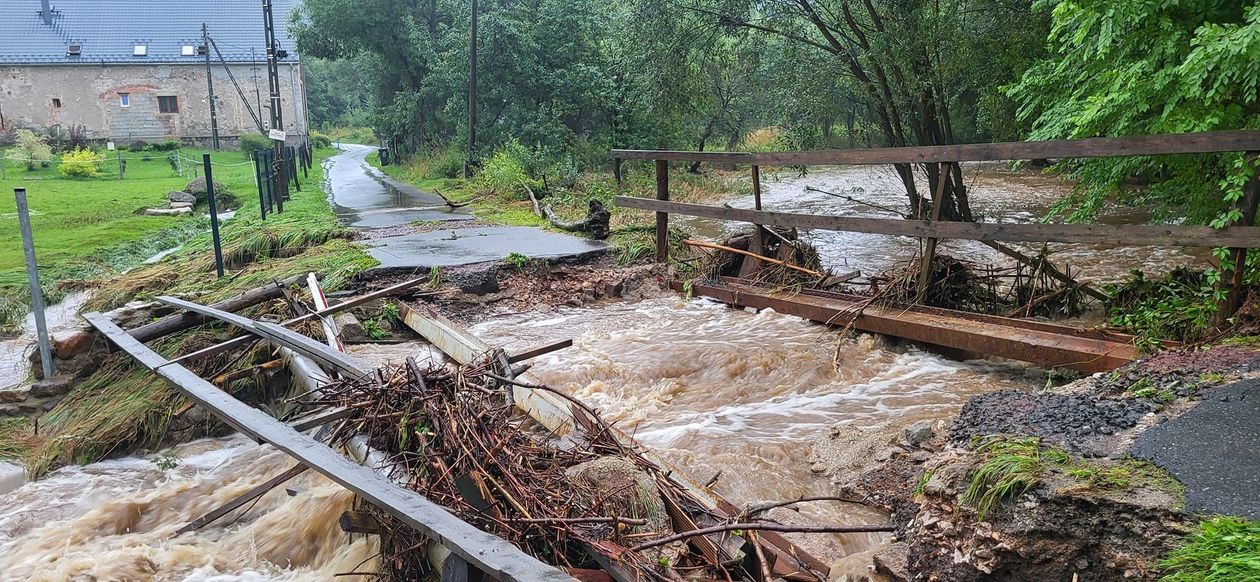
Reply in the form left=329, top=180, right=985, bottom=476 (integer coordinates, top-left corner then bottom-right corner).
left=1159, top=516, right=1260, bottom=581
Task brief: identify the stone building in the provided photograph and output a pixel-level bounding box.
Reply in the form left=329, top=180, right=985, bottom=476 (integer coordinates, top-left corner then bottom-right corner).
left=0, top=0, right=308, bottom=146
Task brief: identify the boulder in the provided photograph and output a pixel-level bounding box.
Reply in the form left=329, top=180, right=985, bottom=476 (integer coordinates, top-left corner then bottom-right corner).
left=872, top=542, right=911, bottom=581
left=183, top=177, right=224, bottom=200
left=0, top=388, right=27, bottom=404
left=30, top=376, right=72, bottom=398
left=333, top=313, right=368, bottom=341
left=904, top=420, right=936, bottom=448
left=52, top=329, right=93, bottom=360
left=167, top=190, right=197, bottom=204
left=447, top=266, right=501, bottom=295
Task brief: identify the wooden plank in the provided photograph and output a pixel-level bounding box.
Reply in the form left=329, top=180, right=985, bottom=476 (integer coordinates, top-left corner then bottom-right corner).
left=612, top=130, right=1260, bottom=165
left=83, top=312, right=574, bottom=582
left=176, top=463, right=310, bottom=535
left=289, top=406, right=354, bottom=432
left=615, top=196, right=1260, bottom=247
left=507, top=339, right=574, bottom=364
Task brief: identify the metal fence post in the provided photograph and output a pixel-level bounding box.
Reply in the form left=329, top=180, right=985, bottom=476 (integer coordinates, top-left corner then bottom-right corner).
left=252, top=150, right=267, bottom=220
left=202, top=154, right=225, bottom=278
left=655, top=159, right=669, bottom=263
left=14, top=188, right=53, bottom=380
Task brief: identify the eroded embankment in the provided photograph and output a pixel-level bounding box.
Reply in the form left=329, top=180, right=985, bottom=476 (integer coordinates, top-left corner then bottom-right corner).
left=811, top=343, right=1260, bottom=581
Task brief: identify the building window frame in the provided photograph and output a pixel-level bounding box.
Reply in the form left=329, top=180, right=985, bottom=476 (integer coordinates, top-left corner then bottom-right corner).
left=52, top=98, right=62, bottom=108
left=119, top=93, right=130, bottom=108
left=158, top=95, right=179, bottom=114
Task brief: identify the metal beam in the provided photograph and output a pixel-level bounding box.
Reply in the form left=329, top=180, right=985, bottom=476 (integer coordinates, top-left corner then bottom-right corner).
left=83, top=311, right=573, bottom=581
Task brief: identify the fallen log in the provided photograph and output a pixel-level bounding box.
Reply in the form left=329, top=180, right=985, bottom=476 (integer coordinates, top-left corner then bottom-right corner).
left=544, top=200, right=611, bottom=239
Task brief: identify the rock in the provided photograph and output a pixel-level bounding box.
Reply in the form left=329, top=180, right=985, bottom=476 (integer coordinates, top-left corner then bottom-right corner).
left=333, top=313, right=368, bottom=341
left=922, top=474, right=947, bottom=496
left=183, top=177, right=224, bottom=201
left=0, top=404, right=20, bottom=417
left=448, top=266, right=500, bottom=295
left=904, top=420, right=935, bottom=448
left=144, top=207, right=193, bottom=216
left=0, top=388, right=27, bottom=403
left=52, top=329, right=93, bottom=360
left=169, top=202, right=194, bottom=209
left=872, top=542, right=911, bottom=581
left=30, top=376, right=72, bottom=398
left=167, top=190, right=197, bottom=204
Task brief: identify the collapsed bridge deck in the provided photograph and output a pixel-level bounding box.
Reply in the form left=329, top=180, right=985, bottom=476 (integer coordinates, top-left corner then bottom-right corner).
left=683, top=278, right=1142, bottom=373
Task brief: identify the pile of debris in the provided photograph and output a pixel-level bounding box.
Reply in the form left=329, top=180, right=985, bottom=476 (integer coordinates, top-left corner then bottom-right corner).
left=310, top=357, right=877, bottom=580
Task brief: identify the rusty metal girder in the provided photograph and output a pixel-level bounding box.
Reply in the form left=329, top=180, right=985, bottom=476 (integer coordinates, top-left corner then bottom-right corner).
left=684, top=281, right=1138, bottom=373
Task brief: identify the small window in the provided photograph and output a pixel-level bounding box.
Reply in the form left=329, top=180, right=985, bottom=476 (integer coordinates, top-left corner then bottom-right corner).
left=67, top=43, right=81, bottom=56
left=133, top=44, right=147, bottom=56
left=158, top=96, right=179, bottom=113
left=181, top=45, right=196, bottom=56
left=52, top=98, right=62, bottom=108
left=119, top=93, right=130, bottom=107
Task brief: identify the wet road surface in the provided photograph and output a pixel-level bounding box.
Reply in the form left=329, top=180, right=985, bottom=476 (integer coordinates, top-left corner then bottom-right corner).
left=326, top=144, right=471, bottom=229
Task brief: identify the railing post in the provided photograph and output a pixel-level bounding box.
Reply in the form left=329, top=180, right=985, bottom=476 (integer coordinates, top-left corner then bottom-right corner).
left=613, top=157, right=623, bottom=185
left=739, top=165, right=765, bottom=277
left=916, top=162, right=952, bottom=297
left=655, top=159, right=669, bottom=262
left=1217, top=151, right=1259, bottom=324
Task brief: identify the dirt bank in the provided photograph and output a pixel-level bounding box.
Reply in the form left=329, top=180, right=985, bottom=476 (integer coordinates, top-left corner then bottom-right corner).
left=810, top=343, right=1260, bottom=581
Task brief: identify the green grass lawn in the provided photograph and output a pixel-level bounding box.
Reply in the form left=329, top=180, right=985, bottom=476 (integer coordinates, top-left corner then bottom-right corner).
left=0, top=146, right=296, bottom=332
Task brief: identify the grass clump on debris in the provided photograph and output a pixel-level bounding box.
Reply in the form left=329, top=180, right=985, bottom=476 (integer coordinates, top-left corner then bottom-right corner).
left=961, top=435, right=1070, bottom=518
left=1159, top=516, right=1260, bottom=582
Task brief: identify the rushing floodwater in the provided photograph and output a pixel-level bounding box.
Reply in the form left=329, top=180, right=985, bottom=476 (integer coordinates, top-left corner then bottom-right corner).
left=0, top=164, right=1200, bottom=579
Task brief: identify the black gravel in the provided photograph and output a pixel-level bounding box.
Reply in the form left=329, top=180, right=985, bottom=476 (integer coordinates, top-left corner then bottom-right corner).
left=950, top=389, right=1154, bottom=455
left=1131, top=378, right=1260, bottom=520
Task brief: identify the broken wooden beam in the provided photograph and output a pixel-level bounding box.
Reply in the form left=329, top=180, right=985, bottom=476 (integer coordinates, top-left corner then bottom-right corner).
left=507, top=339, right=574, bottom=364
left=83, top=311, right=574, bottom=581
left=339, top=509, right=382, bottom=534
left=176, top=463, right=310, bottom=535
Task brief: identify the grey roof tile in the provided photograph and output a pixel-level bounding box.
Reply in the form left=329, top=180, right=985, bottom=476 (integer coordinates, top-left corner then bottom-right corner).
left=0, top=0, right=301, bottom=64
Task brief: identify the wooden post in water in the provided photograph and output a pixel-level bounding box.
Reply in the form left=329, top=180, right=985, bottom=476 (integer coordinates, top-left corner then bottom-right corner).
left=655, top=159, right=669, bottom=262
left=739, top=165, right=766, bottom=277
left=916, top=162, right=952, bottom=297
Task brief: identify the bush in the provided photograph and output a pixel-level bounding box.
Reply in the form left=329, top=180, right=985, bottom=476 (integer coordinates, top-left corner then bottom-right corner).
left=310, top=131, right=332, bottom=149
left=151, top=139, right=182, bottom=152
left=477, top=141, right=542, bottom=196
left=10, top=129, right=54, bottom=170
left=126, top=140, right=149, bottom=152
left=238, top=132, right=272, bottom=157
left=428, top=147, right=466, bottom=179
left=58, top=147, right=103, bottom=177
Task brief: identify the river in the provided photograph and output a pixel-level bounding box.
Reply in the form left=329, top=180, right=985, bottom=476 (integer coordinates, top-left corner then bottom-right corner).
left=0, top=163, right=1207, bottom=579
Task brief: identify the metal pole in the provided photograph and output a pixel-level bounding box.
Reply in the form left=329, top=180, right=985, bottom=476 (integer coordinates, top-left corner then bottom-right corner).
left=202, top=154, right=225, bottom=277
left=253, top=150, right=267, bottom=220
left=203, top=24, right=221, bottom=151
left=464, top=0, right=478, bottom=178
left=262, top=0, right=289, bottom=202
left=655, top=159, right=669, bottom=262
left=14, top=188, right=53, bottom=380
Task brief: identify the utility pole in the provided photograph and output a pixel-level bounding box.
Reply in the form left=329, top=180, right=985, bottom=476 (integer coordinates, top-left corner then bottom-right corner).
left=262, top=0, right=289, bottom=201
left=465, top=0, right=478, bottom=178
left=202, top=23, right=221, bottom=151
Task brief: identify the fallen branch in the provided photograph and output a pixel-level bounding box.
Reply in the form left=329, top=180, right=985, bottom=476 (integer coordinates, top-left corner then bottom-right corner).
left=683, top=239, right=823, bottom=278
left=981, top=240, right=1107, bottom=302
left=522, top=182, right=544, bottom=218
left=743, top=495, right=873, bottom=517
left=432, top=189, right=475, bottom=208
left=805, top=186, right=909, bottom=218
left=629, top=522, right=896, bottom=553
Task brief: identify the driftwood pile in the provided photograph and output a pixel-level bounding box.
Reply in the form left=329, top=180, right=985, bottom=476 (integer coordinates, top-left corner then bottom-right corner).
left=310, top=357, right=861, bottom=580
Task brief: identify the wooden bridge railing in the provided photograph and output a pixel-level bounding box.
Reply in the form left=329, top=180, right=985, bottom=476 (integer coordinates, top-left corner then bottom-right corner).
left=611, top=129, right=1260, bottom=317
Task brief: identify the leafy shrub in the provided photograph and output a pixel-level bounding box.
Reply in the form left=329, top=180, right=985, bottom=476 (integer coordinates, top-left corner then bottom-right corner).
left=150, top=139, right=182, bottom=152
left=1104, top=267, right=1228, bottom=349
left=427, top=147, right=466, bottom=179
left=126, top=140, right=149, bottom=152
left=238, top=132, right=272, bottom=157
left=477, top=141, right=542, bottom=196
left=58, top=147, right=103, bottom=177
left=310, top=131, right=332, bottom=148
left=10, top=129, right=54, bottom=170
left=1160, top=517, right=1260, bottom=582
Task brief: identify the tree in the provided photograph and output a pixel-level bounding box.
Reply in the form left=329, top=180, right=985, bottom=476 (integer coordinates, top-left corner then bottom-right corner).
left=10, top=129, right=53, bottom=170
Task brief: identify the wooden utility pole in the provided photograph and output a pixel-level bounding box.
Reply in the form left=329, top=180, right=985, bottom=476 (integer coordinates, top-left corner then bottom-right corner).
left=202, top=23, right=221, bottom=151
left=464, top=0, right=478, bottom=178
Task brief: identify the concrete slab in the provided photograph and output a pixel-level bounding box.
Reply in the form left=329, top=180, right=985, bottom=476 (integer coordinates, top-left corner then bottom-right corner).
left=1130, top=378, right=1260, bottom=519
left=363, top=227, right=608, bottom=269
left=326, top=144, right=472, bottom=229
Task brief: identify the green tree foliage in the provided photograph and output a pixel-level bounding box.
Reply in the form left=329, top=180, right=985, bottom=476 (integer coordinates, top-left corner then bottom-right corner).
left=1007, top=1, right=1260, bottom=225
left=9, top=129, right=54, bottom=170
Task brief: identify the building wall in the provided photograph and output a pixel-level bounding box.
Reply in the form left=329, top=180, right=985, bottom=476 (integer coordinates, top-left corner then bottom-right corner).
left=0, top=62, right=307, bottom=145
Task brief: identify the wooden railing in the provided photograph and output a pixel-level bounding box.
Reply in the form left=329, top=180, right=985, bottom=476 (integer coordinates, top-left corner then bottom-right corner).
left=611, top=130, right=1260, bottom=315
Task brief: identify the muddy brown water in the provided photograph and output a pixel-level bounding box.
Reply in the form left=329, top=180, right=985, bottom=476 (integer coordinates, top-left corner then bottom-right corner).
left=0, top=164, right=1196, bottom=579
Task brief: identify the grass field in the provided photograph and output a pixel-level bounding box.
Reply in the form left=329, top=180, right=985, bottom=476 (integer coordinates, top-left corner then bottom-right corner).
left=0, top=146, right=333, bottom=332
